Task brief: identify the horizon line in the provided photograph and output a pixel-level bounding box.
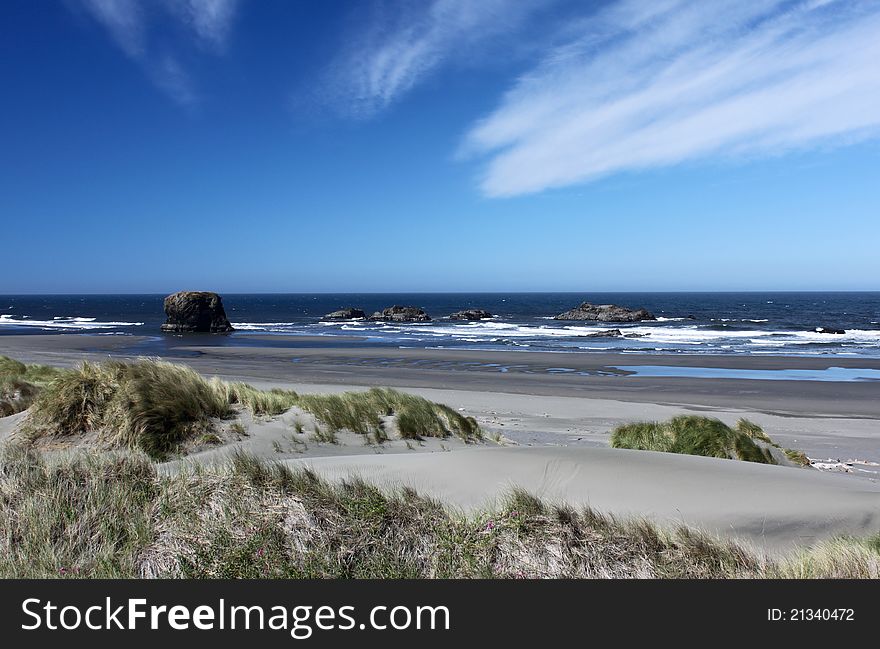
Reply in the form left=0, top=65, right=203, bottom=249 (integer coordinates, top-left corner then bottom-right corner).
left=4, top=290, right=880, bottom=297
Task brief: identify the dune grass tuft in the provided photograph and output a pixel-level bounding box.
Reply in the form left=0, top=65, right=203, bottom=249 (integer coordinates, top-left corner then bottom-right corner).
left=12, top=357, right=479, bottom=457
left=1, top=446, right=876, bottom=579
left=296, top=388, right=481, bottom=441
left=25, top=359, right=231, bottom=459
left=0, top=355, right=65, bottom=417
left=209, top=379, right=299, bottom=416
left=776, top=535, right=880, bottom=578
left=735, top=418, right=773, bottom=444
left=0, top=355, right=64, bottom=387
left=610, top=416, right=781, bottom=464
left=784, top=448, right=811, bottom=466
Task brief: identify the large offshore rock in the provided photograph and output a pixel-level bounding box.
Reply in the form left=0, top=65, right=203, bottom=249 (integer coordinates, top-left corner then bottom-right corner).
left=368, top=306, right=432, bottom=322
left=160, top=291, right=234, bottom=333
left=554, top=302, right=655, bottom=322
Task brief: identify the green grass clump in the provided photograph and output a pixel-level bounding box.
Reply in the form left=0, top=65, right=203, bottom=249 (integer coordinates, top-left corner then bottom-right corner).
left=0, top=355, right=64, bottom=387
left=210, top=380, right=298, bottom=416
left=784, top=448, right=811, bottom=466
left=9, top=357, right=479, bottom=457
left=0, top=355, right=65, bottom=417
left=297, top=388, right=481, bottom=442
left=1, top=447, right=876, bottom=579
left=26, top=359, right=231, bottom=459
left=610, top=416, right=778, bottom=464
left=735, top=418, right=773, bottom=444
left=0, top=378, right=40, bottom=417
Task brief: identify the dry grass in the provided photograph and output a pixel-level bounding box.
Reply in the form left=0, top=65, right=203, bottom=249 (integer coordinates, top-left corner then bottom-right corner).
left=0, top=444, right=155, bottom=578
left=1, top=446, right=876, bottom=579
left=775, top=536, right=880, bottom=578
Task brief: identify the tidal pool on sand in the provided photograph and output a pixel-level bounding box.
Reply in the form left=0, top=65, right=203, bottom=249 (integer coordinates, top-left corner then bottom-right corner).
left=613, top=365, right=880, bottom=382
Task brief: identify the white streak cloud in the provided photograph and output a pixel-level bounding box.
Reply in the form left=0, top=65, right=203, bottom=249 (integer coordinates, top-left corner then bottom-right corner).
left=326, top=0, right=553, bottom=118
left=168, top=0, right=239, bottom=50
left=79, top=0, right=145, bottom=58
left=75, top=0, right=239, bottom=106
left=463, top=0, right=880, bottom=196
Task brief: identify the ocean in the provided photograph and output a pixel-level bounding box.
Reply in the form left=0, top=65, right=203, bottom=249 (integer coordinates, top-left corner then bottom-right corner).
left=2, top=292, right=880, bottom=357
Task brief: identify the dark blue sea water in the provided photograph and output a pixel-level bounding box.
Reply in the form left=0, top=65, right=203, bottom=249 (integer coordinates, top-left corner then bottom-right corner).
left=2, top=293, right=880, bottom=357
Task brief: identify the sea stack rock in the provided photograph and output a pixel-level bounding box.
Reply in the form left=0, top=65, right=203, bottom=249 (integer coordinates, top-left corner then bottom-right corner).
left=369, top=306, right=431, bottom=322
left=449, top=309, right=493, bottom=321
left=554, top=302, right=655, bottom=322
left=161, top=291, right=234, bottom=333
left=323, top=308, right=366, bottom=320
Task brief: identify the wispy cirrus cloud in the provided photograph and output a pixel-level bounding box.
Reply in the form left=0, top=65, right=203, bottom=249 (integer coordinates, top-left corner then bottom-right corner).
left=75, top=0, right=239, bottom=106
left=166, top=0, right=240, bottom=50
left=324, top=0, right=554, bottom=118
left=462, top=0, right=880, bottom=196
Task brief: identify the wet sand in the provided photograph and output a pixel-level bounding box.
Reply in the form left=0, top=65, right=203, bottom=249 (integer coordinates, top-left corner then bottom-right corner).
left=3, top=333, right=879, bottom=416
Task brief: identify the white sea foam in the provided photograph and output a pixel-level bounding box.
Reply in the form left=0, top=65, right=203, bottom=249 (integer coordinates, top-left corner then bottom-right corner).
left=0, top=315, right=143, bottom=330
left=220, top=316, right=880, bottom=353
left=712, top=318, right=769, bottom=323
left=230, top=322, right=300, bottom=331
left=621, top=325, right=880, bottom=346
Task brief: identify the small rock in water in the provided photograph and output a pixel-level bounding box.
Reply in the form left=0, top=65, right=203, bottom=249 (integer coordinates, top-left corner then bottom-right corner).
left=449, top=309, right=493, bottom=320
left=323, top=307, right=366, bottom=320
left=583, top=328, right=624, bottom=338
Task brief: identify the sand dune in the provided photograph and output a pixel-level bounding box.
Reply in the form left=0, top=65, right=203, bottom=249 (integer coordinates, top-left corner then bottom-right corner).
left=285, top=446, right=880, bottom=552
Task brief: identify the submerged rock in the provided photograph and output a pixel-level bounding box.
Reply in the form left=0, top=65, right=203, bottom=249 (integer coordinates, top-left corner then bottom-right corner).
left=815, top=327, right=846, bottom=334
left=583, top=329, right=624, bottom=338
left=161, top=291, right=233, bottom=333
left=449, top=309, right=493, bottom=321
left=323, top=308, right=366, bottom=320
left=554, top=302, right=655, bottom=322
left=369, top=306, right=431, bottom=322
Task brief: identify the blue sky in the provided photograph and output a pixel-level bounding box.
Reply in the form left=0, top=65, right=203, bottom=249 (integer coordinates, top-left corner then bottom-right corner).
left=2, top=0, right=879, bottom=293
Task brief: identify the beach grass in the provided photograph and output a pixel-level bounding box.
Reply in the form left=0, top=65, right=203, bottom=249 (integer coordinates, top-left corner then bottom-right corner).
left=0, top=445, right=875, bottom=579
left=610, top=415, right=785, bottom=464
left=296, top=388, right=481, bottom=441
left=784, top=448, right=811, bottom=466
left=9, top=357, right=480, bottom=458
left=25, top=359, right=232, bottom=459
left=0, top=355, right=65, bottom=417
left=210, top=379, right=299, bottom=416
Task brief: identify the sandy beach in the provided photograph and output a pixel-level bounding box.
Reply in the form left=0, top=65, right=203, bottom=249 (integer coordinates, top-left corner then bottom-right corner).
left=2, top=332, right=879, bottom=551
